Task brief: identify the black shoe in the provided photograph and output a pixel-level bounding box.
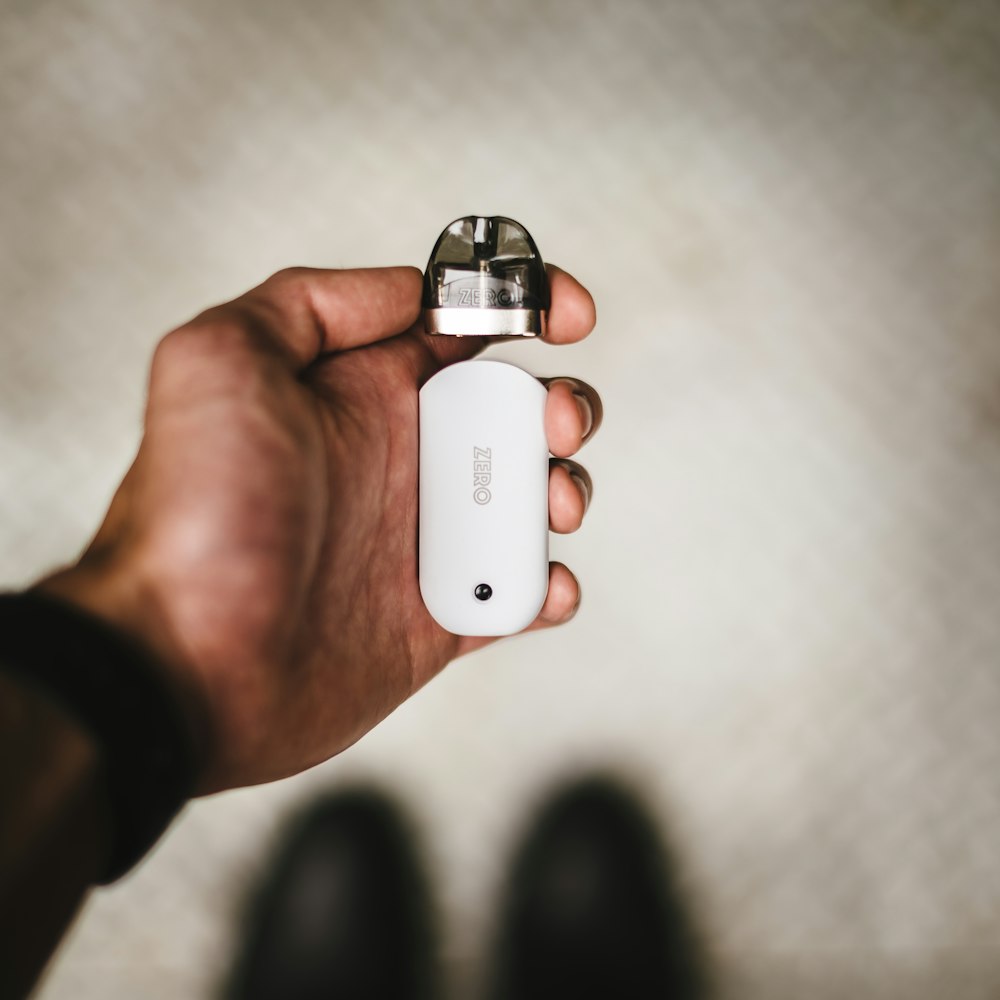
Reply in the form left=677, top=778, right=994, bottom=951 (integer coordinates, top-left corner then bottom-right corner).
left=487, top=775, right=706, bottom=1000
left=223, top=788, right=439, bottom=1000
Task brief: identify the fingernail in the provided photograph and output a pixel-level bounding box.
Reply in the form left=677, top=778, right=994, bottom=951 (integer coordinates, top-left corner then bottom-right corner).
left=573, top=390, right=594, bottom=441
left=570, top=472, right=591, bottom=513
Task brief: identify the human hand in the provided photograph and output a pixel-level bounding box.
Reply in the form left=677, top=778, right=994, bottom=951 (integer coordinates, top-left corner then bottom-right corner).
left=38, top=266, right=600, bottom=792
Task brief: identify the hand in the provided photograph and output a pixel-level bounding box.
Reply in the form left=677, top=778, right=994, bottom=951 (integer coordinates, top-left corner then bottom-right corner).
left=38, top=266, right=600, bottom=792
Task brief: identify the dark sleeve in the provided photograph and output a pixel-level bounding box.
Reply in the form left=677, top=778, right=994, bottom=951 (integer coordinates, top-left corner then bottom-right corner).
left=0, top=591, right=201, bottom=882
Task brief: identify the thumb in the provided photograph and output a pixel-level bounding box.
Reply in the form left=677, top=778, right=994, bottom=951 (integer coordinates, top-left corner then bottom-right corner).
left=192, top=266, right=425, bottom=372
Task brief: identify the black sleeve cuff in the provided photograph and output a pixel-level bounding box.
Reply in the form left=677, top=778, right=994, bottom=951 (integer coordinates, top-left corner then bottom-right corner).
left=0, top=591, right=202, bottom=883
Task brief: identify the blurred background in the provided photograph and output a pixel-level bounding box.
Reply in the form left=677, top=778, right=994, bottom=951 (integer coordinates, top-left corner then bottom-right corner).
left=2, top=0, right=1000, bottom=997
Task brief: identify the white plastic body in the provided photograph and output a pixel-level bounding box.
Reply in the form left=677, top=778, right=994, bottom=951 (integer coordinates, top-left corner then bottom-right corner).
left=419, top=360, right=548, bottom=636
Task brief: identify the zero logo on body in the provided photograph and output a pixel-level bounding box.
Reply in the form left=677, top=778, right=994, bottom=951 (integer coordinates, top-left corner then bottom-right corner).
left=473, top=446, right=492, bottom=505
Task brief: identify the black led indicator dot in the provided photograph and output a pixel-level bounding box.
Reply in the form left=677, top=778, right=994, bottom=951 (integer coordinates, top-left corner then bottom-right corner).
left=474, top=584, right=493, bottom=602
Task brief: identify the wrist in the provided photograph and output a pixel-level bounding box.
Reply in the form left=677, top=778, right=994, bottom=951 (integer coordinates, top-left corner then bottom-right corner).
left=34, top=557, right=211, bottom=782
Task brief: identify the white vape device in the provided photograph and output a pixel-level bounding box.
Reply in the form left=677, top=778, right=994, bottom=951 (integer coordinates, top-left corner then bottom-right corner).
left=419, top=360, right=548, bottom=635
left=419, top=217, right=550, bottom=636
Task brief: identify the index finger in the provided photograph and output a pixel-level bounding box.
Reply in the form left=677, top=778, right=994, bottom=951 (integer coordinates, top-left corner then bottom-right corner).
left=175, top=261, right=595, bottom=377
left=544, top=264, right=597, bottom=344
left=263, top=261, right=597, bottom=369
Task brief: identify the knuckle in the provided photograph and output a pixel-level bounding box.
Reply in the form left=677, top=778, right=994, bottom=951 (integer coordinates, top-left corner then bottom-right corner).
left=152, top=324, right=200, bottom=371
left=265, top=266, right=316, bottom=300
left=152, top=311, right=258, bottom=375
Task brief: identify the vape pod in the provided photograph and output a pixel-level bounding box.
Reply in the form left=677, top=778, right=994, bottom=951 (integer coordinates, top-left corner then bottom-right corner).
left=422, top=216, right=549, bottom=338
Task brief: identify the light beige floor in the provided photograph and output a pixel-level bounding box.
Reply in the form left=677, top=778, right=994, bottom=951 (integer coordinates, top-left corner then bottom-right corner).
left=3, top=1, right=1000, bottom=997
